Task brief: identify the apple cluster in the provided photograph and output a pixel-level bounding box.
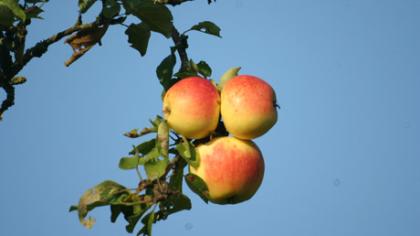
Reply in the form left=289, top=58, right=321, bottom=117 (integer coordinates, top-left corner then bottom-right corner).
left=162, top=69, right=277, bottom=204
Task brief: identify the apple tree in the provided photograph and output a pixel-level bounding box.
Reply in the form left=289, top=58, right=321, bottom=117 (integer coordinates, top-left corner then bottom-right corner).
left=0, top=0, right=278, bottom=235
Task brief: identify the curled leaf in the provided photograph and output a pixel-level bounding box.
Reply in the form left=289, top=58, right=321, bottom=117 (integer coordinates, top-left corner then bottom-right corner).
left=74, top=180, right=129, bottom=229
left=219, top=66, right=241, bottom=89
left=196, top=60, right=212, bottom=78
left=65, top=24, right=109, bottom=66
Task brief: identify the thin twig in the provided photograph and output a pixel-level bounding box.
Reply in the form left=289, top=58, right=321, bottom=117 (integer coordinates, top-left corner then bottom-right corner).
left=9, top=21, right=99, bottom=76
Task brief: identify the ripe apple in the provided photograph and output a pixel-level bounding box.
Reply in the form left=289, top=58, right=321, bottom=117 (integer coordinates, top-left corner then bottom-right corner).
left=190, top=137, right=265, bottom=204
left=221, top=75, right=277, bottom=139
left=162, top=77, right=220, bottom=139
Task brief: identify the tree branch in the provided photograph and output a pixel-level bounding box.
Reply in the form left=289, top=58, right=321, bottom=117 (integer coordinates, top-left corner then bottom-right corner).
left=0, top=84, right=15, bottom=120
left=1, top=21, right=94, bottom=120
left=9, top=21, right=100, bottom=77
left=0, top=30, right=15, bottom=120
left=171, top=26, right=190, bottom=72
left=0, top=16, right=125, bottom=120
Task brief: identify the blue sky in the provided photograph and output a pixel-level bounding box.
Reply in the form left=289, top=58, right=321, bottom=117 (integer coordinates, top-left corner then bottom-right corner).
left=1, top=0, right=419, bottom=235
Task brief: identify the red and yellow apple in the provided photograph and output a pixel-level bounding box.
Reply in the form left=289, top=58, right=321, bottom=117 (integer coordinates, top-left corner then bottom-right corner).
left=163, top=77, right=220, bottom=139
left=221, top=75, right=277, bottom=140
left=190, top=137, right=265, bottom=204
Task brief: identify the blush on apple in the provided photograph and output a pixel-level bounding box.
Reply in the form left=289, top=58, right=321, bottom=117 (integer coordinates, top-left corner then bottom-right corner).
left=190, top=137, right=265, bottom=204
left=221, top=75, right=277, bottom=140
left=162, top=77, right=220, bottom=139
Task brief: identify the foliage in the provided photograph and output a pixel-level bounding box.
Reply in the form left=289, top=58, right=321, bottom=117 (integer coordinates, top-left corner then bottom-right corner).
left=1, top=0, right=223, bottom=235
left=0, top=0, right=219, bottom=119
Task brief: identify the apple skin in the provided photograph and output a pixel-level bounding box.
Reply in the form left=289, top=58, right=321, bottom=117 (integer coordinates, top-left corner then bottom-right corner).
left=190, top=137, right=265, bottom=204
left=221, top=75, right=277, bottom=140
left=163, top=77, right=220, bottom=139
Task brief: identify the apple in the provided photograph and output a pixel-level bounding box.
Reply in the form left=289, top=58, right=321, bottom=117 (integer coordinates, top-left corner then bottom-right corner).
left=163, top=77, right=220, bottom=139
left=190, top=137, right=265, bottom=204
left=221, top=75, right=277, bottom=139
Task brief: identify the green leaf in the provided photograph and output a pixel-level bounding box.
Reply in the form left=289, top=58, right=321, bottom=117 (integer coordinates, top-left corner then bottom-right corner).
left=102, top=0, right=120, bottom=19
left=125, top=203, right=151, bottom=233
left=172, top=194, right=192, bottom=212
left=119, top=156, right=141, bottom=170
left=25, top=6, right=43, bottom=19
left=138, top=210, right=156, bottom=236
left=0, top=0, right=26, bottom=22
left=185, top=173, right=209, bottom=203
left=110, top=195, right=154, bottom=233
left=74, top=180, right=129, bottom=229
left=144, top=157, right=168, bottom=179
left=146, top=211, right=155, bottom=236
left=69, top=205, right=78, bottom=212
left=129, top=139, right=156, bottom=155
left=125, top=22, right=151, bottom=56
left=156, top=53, right=176, bottom=89
left=173, top=71, right=197, bottom=79
left=165, top=194, right=191, bottom=214
left=176, top=137, right=200, bottom=168
left=140, top=147, right=160, bottom=163
left=190, top=59, right=199, bottom=73
left=122, top=0, right=173, bottom=38
left=79, top=0, right=97, bottom=13
left=190, top=21, right=221, bottom=38
left=169, top=158, right=186, bottom=191
left=149, top=115, right=163, bottom=128
left=219, top=66, right=241, bottom=89
left=0, top=4, right=14, bottom=27
left=120, top=146, right=160, bottom=170
left=156, top=120, right=169, bottom=158
left=196, top=61, right=212, bottom=77
left=110, top=205, right=123, bottom=223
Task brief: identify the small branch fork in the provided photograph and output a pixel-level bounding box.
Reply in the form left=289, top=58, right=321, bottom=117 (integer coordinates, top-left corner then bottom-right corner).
left=171, top=26, right=190, bottom=71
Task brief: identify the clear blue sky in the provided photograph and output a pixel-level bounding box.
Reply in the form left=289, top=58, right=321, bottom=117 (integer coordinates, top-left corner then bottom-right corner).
left=1, top=0, right=420, bottom=235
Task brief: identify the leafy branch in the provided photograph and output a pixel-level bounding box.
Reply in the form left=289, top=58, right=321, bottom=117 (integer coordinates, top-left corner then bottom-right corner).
left=2, top=0, right=223, bottom=235
left=0, top=0, right=124, bottom=119
left=71, top=28, right=228, bottom=231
